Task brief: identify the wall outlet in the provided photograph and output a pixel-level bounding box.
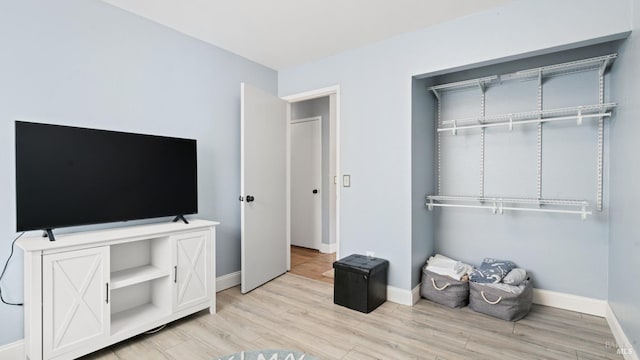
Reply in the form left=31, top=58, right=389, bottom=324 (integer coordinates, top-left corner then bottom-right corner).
left=343, top=175, right=351, bottom=187
left=366, top=251, right=374, bottom=258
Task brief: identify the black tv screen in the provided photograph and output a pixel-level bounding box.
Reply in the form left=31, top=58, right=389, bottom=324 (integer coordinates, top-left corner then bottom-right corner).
left=15, top=121, right=198, bottom=232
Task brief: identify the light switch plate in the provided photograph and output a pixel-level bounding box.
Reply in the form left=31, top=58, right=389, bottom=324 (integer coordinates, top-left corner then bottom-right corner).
left=343, top=175, right=351, bottom=187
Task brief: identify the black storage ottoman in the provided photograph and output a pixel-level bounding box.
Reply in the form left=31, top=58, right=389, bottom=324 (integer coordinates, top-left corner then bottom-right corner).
left=333, top=254, right=389, bottom=313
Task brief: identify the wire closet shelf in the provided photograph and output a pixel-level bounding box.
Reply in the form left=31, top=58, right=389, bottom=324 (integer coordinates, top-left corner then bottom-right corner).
left=428, top=54, right=616, bottom=96
left=425, top=195, right=592, bottom=220
left=425, top=54, right=616, bottom=219
left=437, top=103, right=616, bottom=135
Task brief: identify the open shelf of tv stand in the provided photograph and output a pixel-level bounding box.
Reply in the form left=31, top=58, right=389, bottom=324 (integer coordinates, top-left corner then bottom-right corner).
left=111, top=302, right=168, bottom=336
left=17, top=219, right=219, bottom=360
left=110, top=265, right=169, bottom=290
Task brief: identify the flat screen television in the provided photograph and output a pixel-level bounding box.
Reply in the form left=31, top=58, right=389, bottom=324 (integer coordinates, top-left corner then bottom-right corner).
left=15, top=121, right=198, bottom=236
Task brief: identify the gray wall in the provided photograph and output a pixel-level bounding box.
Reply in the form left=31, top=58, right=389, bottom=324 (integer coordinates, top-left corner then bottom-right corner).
left=291, top=97, right=332, bottom=245
left=609, top=0, right=640, bottom=354
left=0, top=0, right=277, bottom=346
left=279, top=0, right=631, bottom=291
left=411, top=77, right=435, bottom=286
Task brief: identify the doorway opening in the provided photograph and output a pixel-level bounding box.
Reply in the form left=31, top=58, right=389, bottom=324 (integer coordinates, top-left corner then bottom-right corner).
left=284, top=86, right=340, bottom=282
left=290, top=246, right=335, bottom=284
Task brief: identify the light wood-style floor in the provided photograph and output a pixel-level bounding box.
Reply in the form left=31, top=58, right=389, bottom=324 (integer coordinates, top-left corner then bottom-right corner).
left=289, top=245, right=335, bottom=284
left=81, top=273, right=621, bottom=360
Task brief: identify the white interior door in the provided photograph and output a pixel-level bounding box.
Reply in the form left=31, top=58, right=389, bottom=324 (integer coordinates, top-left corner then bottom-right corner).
left=240, top=82, right=287, bottom=294
left=290, top=118, right=322, bottom=250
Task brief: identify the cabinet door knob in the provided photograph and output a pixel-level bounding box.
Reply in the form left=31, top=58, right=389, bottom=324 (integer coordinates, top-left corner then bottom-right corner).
left=312, top=189, right=318, bottom=194
left=246, top=195, right=255, bottom=202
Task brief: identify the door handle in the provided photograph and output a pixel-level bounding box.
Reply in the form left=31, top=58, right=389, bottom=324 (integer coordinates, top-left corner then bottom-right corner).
left=312, top=189, right=318, bottom=194
left=246, top=195, right=255, bottom=202
left=105, top=283, right=109, bottom=304
left=174, top=266, right=178, bottom=283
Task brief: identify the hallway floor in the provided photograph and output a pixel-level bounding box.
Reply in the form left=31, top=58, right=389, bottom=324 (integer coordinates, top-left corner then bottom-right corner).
left=290, top=246, right=335, bottom=284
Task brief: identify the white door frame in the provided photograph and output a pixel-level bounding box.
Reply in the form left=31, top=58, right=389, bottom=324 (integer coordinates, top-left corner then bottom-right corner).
left=282, top=85, right=341, bottom=271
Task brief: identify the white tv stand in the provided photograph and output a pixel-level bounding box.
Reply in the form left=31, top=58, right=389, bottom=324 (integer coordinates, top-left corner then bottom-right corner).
left=17, top=219, right=218, bottom=360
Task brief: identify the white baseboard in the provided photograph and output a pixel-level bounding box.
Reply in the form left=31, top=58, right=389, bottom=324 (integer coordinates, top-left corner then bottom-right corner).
left=319, top=243, right=337, bottom=254
left=0, top=340, right=24, bottom=360
left=216, top=271, right=241, bottom=292
left=606, top=304, right=638, bottom=360
left=411, top=284, right=421, bottom=305
left=387, top=285, right=415, bottom=306
left=532, top=288, right=607, bottom=317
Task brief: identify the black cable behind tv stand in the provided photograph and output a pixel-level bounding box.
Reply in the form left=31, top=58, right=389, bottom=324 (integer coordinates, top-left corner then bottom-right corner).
left=42, top=229, right=56, bottom=242
left=172, top=215, right=189, bottom=224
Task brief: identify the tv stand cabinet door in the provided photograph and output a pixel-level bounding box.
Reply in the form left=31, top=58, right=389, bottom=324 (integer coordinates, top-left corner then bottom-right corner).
left=173, top=230, right=211, bottom=312
left=42, top=246, right=110, bottom=359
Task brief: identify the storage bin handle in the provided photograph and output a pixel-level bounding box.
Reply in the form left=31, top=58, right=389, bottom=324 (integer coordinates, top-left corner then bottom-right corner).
left=480, top=291, right=502, bottom=305
left=431, top=278, right=450, bottom=291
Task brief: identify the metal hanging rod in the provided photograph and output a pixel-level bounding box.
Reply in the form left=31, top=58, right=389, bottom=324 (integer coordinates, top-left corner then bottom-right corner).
left=428, top=54, right=616, bottom=95
left=439, top=111, right=612, bottom=135
left=426, top=202, right=592, bottom=218
left=425, top=195, right=592, bottom=219
left=427, top=195, right=589, bottom=206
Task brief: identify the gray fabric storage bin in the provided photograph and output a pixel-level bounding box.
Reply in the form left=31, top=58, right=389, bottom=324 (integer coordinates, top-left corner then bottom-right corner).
left=469, top=278, right=533, bottom=321
left=420, top=268, right=469, bottom=308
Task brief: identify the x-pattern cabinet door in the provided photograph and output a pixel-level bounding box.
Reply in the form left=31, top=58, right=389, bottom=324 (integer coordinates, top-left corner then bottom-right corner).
left=173, top=231, right=210, bottom=312
left=42, top=246, right=110, bottom=359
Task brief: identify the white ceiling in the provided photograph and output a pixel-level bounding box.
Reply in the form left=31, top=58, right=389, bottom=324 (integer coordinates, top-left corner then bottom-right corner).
left=102, top=0, right=512, bottom=70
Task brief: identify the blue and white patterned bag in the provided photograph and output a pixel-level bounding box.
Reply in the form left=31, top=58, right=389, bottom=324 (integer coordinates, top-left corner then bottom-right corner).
left=470, top=258, right=516, bottom=284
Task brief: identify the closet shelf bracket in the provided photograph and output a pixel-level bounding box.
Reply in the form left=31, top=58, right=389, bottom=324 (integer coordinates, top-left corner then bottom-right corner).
left=428, top=75, right=498, bottom=94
